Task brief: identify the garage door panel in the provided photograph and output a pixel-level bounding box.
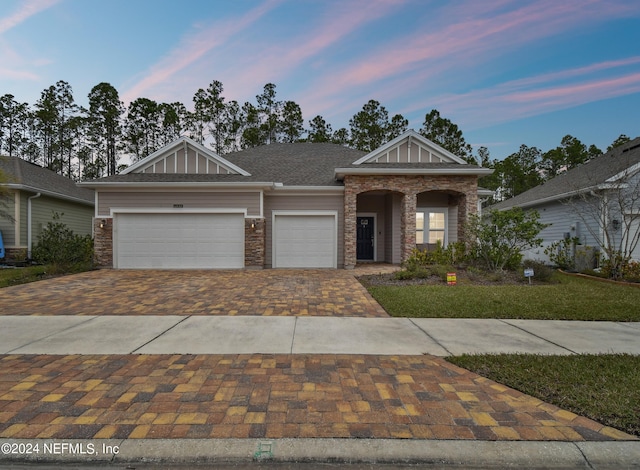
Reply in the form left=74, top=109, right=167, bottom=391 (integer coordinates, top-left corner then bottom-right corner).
left=116, top=213, right=244, bottom=269
left=274, top=215, right=336, bottom=268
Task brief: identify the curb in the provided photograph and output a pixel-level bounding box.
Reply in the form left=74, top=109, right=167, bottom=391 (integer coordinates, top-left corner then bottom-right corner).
left=2, top=439, right=640, bottom=467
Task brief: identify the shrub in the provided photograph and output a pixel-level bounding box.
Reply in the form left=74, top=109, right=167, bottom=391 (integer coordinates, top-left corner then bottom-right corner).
left=466, top=208, right=548, bottom=272
left=32, top=213, right=94, bottom=272
left=544, top=238, right=580, bottom=270
left=522, top=259, right=554, bottom=282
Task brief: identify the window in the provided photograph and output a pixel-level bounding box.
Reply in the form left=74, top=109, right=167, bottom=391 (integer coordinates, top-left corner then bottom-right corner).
left=416, top=209, right=447, bottom=245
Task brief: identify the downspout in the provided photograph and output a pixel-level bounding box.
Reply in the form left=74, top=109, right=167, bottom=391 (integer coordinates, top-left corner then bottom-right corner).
left=27, top=192, right=41, bottom=259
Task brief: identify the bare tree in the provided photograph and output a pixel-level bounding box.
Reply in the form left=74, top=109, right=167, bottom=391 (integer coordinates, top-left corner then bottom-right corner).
left=563, top=143, right=640, bottom=278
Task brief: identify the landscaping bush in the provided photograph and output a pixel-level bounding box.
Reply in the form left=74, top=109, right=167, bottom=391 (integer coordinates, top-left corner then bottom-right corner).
left=32, top=213, right=94, bottom=272
left=522, top=259, right=554, bottom=282
left=466, top=208, right=548, bottom=271
left=544, top=237, right=580, bottom=270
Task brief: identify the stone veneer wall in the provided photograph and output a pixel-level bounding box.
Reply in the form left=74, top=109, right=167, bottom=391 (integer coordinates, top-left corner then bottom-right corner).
left=244, top=218, right=265, bottom=268
left=94, top=218, right=113, bottom=268
left=344, top=174, right=478, bottom=269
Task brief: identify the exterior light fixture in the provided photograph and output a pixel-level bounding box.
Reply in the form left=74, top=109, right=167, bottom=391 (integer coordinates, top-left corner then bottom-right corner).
left=100, top=219, right=106, bottom=229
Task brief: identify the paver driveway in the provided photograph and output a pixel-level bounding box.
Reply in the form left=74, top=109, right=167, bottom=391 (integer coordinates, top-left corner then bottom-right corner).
left=0, top=269, right=389, bottom=317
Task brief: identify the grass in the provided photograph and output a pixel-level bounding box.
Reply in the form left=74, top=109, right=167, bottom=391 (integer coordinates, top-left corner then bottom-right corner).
left=448, top=354, right=640, bottom=437
left=366, top=272, right=640, bottom=321
left=0, top=265, right=50, bottom=288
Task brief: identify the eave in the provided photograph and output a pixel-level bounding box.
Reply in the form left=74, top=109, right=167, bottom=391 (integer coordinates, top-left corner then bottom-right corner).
left=78, top=181, right=276, bottom=190
left=4, top=183, right=94, bottom=206
left=334, top=167, right=494, bottom=180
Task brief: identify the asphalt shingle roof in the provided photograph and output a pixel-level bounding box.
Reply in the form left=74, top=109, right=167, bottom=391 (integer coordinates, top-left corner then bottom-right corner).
left=491, top=137, right=640, bottom=210
left=90, top=142, right=487, bottom=186
left=0, top=156, right=94, bottom=204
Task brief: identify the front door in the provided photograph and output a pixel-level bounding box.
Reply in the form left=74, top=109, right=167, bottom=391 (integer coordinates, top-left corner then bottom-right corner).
left=356, top=216, right=375, bottom=260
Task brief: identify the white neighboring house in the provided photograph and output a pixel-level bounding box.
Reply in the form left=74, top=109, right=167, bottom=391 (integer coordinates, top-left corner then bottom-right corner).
left=490, top=137, right=640, bottom=265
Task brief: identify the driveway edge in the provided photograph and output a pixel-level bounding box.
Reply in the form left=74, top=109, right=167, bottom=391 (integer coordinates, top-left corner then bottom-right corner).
left=2, top=439, right=640, bottom=467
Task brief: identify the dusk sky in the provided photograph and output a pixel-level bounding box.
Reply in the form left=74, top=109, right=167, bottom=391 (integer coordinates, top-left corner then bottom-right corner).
left=1, top=0, right=639, bottom=159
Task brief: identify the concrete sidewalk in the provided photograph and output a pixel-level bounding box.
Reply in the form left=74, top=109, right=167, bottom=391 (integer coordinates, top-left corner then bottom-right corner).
left=1, top=316, right=639, bottom=356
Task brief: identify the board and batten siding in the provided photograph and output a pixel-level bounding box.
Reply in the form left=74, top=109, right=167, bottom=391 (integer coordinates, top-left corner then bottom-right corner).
left=0, top=190, right=17, bottom=246
left=97, top=191, right=261, bottom=217
left=263, top=194, right=344, bottom=268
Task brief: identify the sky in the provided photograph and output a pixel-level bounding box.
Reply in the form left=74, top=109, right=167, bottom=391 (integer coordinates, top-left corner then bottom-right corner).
left=1, top=0, right=639, bottom=159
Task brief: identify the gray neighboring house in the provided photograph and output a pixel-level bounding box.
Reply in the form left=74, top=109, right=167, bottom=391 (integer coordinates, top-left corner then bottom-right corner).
left=491, top=137, right=640, bottom=264
left=0, top=157, right=95, bottom=260
left=80, top=130, right=493, bottom=270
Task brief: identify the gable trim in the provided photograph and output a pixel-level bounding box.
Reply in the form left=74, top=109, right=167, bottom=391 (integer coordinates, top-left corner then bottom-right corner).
left=351, top=129, right=467, bottom=165
left=121, top=136, right=251, bottom=176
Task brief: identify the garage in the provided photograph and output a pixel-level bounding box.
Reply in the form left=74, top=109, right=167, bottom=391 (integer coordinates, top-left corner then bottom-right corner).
left=273, top=212, right=337, bottom=268
left=115, top=212, right=245, bottom=269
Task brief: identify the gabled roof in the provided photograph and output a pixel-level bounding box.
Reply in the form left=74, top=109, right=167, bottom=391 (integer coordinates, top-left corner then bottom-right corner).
left=83, top=143, right=367, bottom=188
left=0, top=156, right=94, bottom=205
left=492, top=137, right=640, bottom=210
left=122, top=136, right=251, bottom=176
left=352, top=129, right=468, bottom=165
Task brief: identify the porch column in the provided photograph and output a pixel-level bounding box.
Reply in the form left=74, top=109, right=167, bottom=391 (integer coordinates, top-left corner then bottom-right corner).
left=344, top=182, right=357, bottom=269
left=400, top=192, right=417, bottom=264
left=457, top=190, right=478, bottom=242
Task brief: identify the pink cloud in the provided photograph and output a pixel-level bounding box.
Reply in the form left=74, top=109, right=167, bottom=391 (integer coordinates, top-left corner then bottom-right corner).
left=0, top=0, right=60, bottom=34
left=120, top=0, right=284, bottom=105
left=426, top=63, right=640, bottom=129
left=218, top=0, right=408, bottom=107
left=300, top=0, right=638, bottom=117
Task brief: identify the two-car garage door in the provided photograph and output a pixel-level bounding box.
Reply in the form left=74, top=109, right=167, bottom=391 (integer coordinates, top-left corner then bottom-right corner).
left=115, top=213, right=244, bottom=269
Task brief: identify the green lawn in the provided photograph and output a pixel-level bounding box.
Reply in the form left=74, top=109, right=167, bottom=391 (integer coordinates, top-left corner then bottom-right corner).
left=448, top=354, right=640, bottom=436
left=366, top=272, right=640, bottom=321
left=0, top=265, right=50, bottom=288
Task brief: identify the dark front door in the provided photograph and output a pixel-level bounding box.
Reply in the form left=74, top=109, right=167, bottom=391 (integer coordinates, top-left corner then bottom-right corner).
left=356, top=216, right=375, bottom=260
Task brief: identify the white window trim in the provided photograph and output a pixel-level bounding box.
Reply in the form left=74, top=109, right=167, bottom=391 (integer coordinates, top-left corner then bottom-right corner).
left=417, top=207, right=448, bottom=246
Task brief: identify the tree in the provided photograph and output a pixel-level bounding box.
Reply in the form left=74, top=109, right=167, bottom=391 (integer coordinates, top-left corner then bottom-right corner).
left=467, top=208, right=548, bottom=271
left=241, top=102, right=264, bottom=149
left=608, top=134, right=631, bottom=151
left=256, top=83, right=281, bottom=145
left=420, top=109, right=472, bottom=161
left=541, top=135, right=600, bottom=179
left=88, top=82, right=123, bottom=176
left=307, top=115, right=333, bottom=143
left=496, top=145, right=544, bottom=199
left=123, top=98, right=161, bottom=161
left=188, top=88, right=209, bottom=145
left=278, top=101, right=304, bottom=143
left=349, top=100, right=407, bottom=152
left=0, top=94, right=29, bottom=158
left=332, top=128, right=350, bottom=146
left=34, top=85, right=58, bottom=170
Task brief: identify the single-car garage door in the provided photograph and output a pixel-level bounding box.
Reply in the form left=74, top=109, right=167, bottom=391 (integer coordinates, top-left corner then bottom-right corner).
left=273, top=213, right=337, bottom=268
left=115, top=212, right=244, bottom=269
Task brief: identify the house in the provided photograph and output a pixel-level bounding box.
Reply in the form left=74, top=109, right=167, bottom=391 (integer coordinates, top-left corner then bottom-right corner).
left=490, top=137, right=640, bottom=263
left=0, top=157, right=95, bottom=260
left=80, top=130, right=493, bottom=269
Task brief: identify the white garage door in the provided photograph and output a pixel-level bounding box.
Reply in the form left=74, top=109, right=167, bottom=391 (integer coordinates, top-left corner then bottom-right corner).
left=273, top=214, right=337, bottom=268
left=115, top=213, right=244, bottom=269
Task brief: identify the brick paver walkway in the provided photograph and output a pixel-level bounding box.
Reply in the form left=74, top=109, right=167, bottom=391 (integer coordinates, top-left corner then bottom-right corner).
left=0, top=270, right=388, bottom=317
left=0, top=354, right=633, bottom=441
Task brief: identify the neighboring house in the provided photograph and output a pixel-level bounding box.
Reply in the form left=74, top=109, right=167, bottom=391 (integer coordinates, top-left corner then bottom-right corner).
left=80, top=130, right=492, bottom=269
left=0, top=157, right=95, bottom=260
left=490, top=137, right=640, bottom=263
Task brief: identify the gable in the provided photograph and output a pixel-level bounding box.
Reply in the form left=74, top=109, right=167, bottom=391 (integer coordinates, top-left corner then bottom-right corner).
left=121, top=137, right=250, bottom=176
left=352, top=130, right=467, bottom=165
